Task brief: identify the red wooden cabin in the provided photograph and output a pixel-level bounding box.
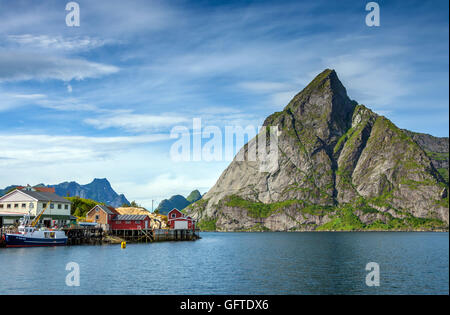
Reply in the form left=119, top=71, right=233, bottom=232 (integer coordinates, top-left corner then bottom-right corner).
left=167, top=208, right=196, bottom=230
left=110, top=214, right=151, bottom=230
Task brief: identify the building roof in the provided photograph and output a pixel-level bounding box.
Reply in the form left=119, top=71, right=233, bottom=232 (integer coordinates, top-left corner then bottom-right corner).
left=0, top=189, right=70, bottom=203
left=97, top=205, right=118, bottom=215
left=113, top=214, right=149, bottom=221
left=21, top=190, right=70, bottom=203
left=16, top=186, right=56, bottom=193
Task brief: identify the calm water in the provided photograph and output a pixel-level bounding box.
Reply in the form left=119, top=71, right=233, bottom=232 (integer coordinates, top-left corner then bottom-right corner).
left=0, top=232, right=448, bottom=294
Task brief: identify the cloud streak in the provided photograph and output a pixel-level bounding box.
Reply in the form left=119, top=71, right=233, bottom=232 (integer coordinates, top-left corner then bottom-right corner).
left=84, top=113, right=189, bottom=132
left=0, top=52, right=119, bottom=82
left=6, top=34, right=115, bottom=52
left=0, top=133, right=170, bottom=166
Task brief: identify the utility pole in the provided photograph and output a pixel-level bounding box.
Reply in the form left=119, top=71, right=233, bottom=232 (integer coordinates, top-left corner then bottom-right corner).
left=151, top=199, right=154, bottom=212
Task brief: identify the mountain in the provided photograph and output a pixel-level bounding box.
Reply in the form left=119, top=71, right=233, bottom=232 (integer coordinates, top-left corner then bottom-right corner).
left=186, top=69, right=449, bottom=231
left=49, top=178, right=130, bottom=208
left=156, top=190, right=202, bottom=215
left=0, top=178, right=130, bottom=208
left=186, top=190, right=202, bottom=203
left=0, top=185, right=21, bottom=196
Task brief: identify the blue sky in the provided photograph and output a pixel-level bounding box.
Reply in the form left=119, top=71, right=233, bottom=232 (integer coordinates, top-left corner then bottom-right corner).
left=0, top=0, right=448, bottom=209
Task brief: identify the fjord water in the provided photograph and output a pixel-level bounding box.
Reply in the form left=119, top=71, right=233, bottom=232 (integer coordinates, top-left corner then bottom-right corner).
left=0, top=232, right=448, bottom=294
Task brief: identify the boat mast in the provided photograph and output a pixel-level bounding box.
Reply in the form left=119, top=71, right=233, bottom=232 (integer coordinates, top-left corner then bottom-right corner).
left=30, top=200, right=52, bottom=227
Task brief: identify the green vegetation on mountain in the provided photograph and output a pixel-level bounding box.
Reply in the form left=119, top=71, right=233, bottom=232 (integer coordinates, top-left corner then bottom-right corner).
left=65, top=196, right=105, bottom=218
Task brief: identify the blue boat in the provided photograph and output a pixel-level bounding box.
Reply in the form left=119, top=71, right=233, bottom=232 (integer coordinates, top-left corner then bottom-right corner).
left=4, top=204, right=68, bottom=248
left=5, top=228, right=67, bottom=247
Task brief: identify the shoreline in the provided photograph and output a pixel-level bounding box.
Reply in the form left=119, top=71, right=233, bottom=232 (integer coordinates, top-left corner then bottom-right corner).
left=199, top=229, right=449, bottom=233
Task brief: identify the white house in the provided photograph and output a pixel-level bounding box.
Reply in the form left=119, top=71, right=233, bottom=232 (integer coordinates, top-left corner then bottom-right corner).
left=0, top=187, right=72, bottom=227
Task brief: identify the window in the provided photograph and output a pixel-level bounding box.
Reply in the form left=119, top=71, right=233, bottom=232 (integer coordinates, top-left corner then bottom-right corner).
left=14, top=204, right=19, bottom=208
left=0, top=204, right=3, bottom=209
left=125, top=221, right=131, bottom=224
left=29, top=203, right=34, bottom=208
left=58, top=204, right=62, bottom=209
left=64, top=204, right=68, bottom=210
left=43, top=203, right=47, bottom=208
left=50, top=203, right=54, bottom=209
left=22, top=203, right=26, bottom=208
left=7, top=204, right=11, bottom=209
left=95, top=215, right=99, bottom=220
left=136, top=221, right=141, bottom=224
left=171, top=213, right=176, bottom=218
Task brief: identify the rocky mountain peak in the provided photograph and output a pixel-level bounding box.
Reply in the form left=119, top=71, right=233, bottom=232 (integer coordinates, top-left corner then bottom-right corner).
left=186, top=69, right=449, bottom=231
left=264, top=69, right=356, bottom=147
left=90, top=178, right=111, bottom=186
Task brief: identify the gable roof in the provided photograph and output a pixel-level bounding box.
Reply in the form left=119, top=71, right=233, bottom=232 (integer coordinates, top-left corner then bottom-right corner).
left=21, top=190, right=70, bottom=203
left=97, top=205, right=118, bottom=215
left=167, top=208, right=182, bottom=214
left=113, top=214, right=149, bottom=221
left=86, top=204, right=118, bottom=217
left=0, top=189, right=70, bottom=203
left=16, top=186, right=56, bottom=193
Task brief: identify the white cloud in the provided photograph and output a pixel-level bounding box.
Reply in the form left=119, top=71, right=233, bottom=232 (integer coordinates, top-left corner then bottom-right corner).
left=84, top=113, right=189, bottom=132
left=323, top=49, right=411, bottom=108
left=37, top=97, right=99, bottom=112
left=0, top=52, right=119, bottom=82
left=10, top=93, right=47, bottom=100
left=0, top=133, right=170, bottom=166
left=0, top=92, right=47, bottom=111
left=6, top=34, right=114, bottom=52
left=117, top=173, right=216, bottom=207
left=238, top=81, right=291, bottom=93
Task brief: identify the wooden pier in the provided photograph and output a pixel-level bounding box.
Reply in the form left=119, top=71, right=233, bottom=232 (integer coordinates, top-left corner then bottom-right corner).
left=62, top=226, right=103, bottom=245
left=109, top=228, right=200, bottom=243
left=0, top=226, right=199, bottom=247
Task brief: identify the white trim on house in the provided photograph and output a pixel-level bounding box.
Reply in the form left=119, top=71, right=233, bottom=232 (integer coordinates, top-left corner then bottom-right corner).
left=0, top=189, right=39, bottom=202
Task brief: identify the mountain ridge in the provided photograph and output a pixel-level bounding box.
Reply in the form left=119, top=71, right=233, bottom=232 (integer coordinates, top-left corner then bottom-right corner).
left=186, top=69, right=449, bottom=231
left=0, top=178, right=130, bottom=208
left=156, top=190, right=202, bottom=214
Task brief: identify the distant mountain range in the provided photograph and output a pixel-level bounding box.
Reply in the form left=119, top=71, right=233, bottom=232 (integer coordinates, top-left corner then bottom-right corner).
left=0, top=178, right=130, bottom=208
left=156, top=190, right=202, bottom=215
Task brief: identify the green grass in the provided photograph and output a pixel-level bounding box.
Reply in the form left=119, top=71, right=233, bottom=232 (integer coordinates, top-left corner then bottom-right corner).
left=437, top=168, right=449, bottom=183
left=208, top=193, right=448, bottom=231
left=224, top=195, right=335, bottom=219
left=316, top=203, right=446, bottom=231
left=240, top=223, right=271, bottom=232
left=317, top=205, right=364, bottom=231
left=425, top=151, right=449, bottom=162
left=197, top=217, right=217, bottom=231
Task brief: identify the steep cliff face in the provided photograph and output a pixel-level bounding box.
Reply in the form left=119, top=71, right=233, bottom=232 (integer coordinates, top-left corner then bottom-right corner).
left=186, top=69, right=449, bottom=231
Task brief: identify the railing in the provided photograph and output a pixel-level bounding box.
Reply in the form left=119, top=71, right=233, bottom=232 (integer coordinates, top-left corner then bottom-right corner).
left=1, top=226, right=18, bottom=236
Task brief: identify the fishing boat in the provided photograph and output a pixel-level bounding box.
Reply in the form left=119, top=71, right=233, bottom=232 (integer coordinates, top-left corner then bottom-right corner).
left=4, top=201, right=68, bottom=248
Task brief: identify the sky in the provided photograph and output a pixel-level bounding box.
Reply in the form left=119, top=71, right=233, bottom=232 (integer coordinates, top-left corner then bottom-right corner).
left=0, top=0, right=448, bottom=209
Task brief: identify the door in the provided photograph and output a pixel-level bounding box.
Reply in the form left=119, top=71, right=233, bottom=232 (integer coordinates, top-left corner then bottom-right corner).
left=145, top=220, right=148, bottom=229
left=174, top=220, right=188, bottom=230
